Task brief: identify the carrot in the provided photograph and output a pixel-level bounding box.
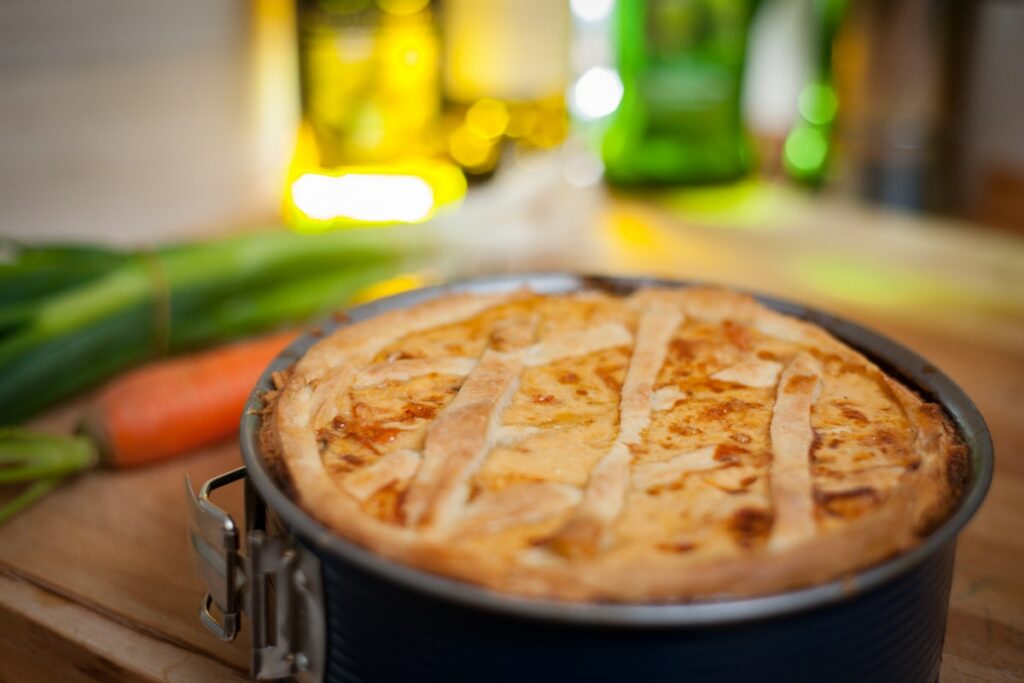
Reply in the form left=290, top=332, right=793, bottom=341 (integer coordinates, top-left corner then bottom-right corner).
left=80, top=330, right=299, bottom=467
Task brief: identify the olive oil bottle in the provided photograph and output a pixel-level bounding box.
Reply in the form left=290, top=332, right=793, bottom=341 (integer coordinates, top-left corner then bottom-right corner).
left=441, top=0, right=570, bottom=177
left=286, top=0, right=464, bottom=230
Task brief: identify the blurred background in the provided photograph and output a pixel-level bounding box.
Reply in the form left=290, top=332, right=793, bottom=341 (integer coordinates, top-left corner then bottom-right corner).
left=3, top=0, right=1023, bottom=342
left=3, top=0, right=1023, bottom=238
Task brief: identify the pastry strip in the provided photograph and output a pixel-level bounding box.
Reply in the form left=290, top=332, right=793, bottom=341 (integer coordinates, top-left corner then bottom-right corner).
left=651, top=386, right=688, bottom=412
left=352, top=324, right=632, bottom=389
left=306, top=293, right=516, bottom=428
left=402, top=318, right=536, bottom=535
left=632, top=446, right=720, bottom=491
left=523, top=323, right=632, bottom=367
left=342, top=449, right=422, bottom=501
left=353, top=357, right=477, bottom=388
left=547, top=304, right=684, bottom=556
left=814, top=465, right=904, bottom=493
left=711, top=359, right=783, bottom=388
left=454, top=482, right=582, bottom=537
left=767, top=353, right=822, bottom=551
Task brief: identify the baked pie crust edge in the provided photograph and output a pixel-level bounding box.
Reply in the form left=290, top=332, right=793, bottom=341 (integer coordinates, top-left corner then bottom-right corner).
left=263, top=287, right=968, bottom=602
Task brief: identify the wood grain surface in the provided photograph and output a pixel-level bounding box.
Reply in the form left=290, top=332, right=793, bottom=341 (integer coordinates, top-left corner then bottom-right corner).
left=0, top=403, right=251, bottom=682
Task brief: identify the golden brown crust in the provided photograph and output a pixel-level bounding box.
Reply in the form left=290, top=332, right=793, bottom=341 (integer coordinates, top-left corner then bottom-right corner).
left=767, top=353, right=821, bottom=551
left=546, top=302, right=683, bottom=556
left=266, top=286, right=966, bottom=602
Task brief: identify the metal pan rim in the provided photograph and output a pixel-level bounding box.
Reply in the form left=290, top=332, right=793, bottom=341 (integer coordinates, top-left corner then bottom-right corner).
left=239, top=272, right=993, bottom=628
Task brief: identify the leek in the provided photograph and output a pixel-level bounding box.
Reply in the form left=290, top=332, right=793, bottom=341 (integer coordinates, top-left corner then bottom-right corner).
left=0, top=428, right=98, bottom=522
left=0, top=227, right=423, bottom=423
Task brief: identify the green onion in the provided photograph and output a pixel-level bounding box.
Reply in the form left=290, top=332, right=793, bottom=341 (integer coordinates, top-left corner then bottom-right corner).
left=0, top=428, right=98, bottom=481
left=0, top=428, right=98, bottom=522
left=0, top=226, right=425, bottom=423
left=0, top=242, right=129, bottom=308
left=0, top=479, right=61, bottom=524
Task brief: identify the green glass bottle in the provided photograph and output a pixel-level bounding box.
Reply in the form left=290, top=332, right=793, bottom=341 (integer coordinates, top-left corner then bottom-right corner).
left=783, top=0, right=846, bottom=186
left=602, top=0, right=759, bottom=185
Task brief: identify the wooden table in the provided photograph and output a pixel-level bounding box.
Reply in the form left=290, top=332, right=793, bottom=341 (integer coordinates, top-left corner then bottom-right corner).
left=1, top=182, right=1023, bottom=682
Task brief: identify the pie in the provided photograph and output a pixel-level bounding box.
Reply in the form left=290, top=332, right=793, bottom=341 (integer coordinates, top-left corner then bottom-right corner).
left=263, top=286, right=968, bottom=601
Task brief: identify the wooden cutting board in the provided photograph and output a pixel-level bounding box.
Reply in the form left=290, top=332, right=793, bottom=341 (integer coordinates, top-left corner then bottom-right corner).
left=0, top=400, right=251, bottom=682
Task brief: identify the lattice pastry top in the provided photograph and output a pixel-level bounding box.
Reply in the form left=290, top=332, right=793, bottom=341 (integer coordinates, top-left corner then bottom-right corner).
left=265, top=287, right=967, bottom=601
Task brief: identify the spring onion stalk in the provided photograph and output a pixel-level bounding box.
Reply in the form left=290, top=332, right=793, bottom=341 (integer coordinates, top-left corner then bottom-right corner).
left=0, top=479, right=61, bottom=524
left=0, top=243, right=130, bottom=308
left=0, top=227, right=424, bottom=423
left=0, top=428, right=98, bottom=481
left=0, top=428, right=98, bottom=522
